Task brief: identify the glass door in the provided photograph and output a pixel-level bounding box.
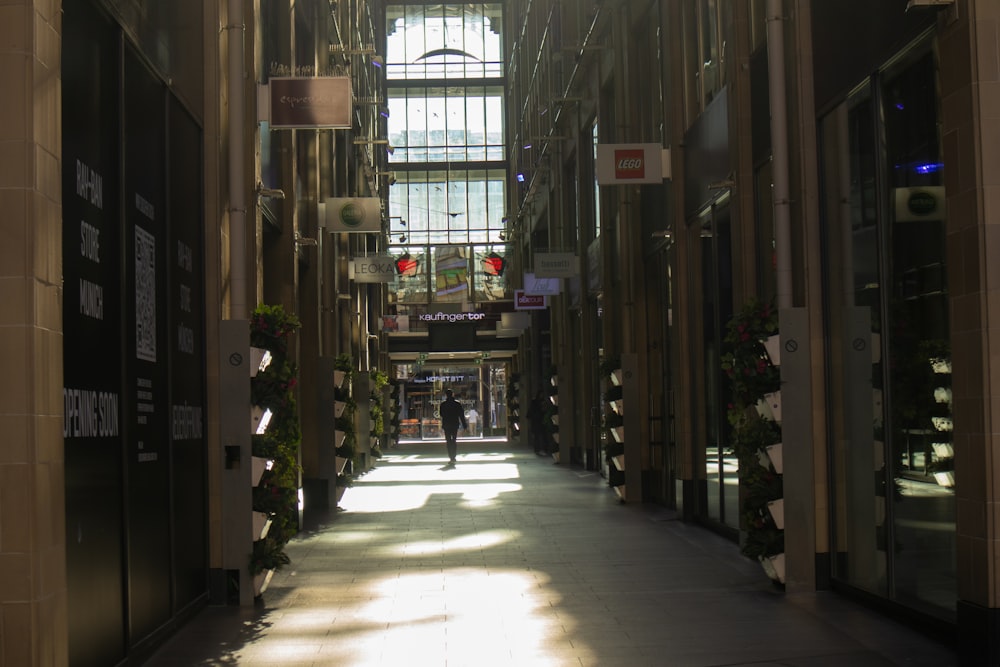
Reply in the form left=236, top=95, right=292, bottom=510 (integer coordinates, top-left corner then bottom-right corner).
left=700, top=204, right=737, bottom=529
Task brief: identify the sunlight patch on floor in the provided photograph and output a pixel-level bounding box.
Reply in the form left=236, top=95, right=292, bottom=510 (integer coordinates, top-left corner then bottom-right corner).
left=339, top=483, right=523, bottom=512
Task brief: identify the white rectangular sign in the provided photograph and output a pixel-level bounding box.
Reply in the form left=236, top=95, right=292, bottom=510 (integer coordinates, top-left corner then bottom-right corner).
left=534, top=252, right=577, bottom=278
left=350, top=257, right=397, bottom=283
left=524, top=272, right=561, bottom=296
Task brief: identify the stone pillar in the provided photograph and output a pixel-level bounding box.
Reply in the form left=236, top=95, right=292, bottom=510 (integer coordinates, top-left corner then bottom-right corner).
left=0, top=2, right=69, bottom=664
left=940, top=1, right=1000, bottom=662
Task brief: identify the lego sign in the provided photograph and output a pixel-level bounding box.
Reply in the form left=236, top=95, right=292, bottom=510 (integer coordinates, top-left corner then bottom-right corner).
left=595, top=143, right=668, bottom=185
left=614, top=149, right=645, bottom=180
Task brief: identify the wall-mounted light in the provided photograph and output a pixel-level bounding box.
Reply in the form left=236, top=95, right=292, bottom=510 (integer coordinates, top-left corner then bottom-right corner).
left=255, top=182, right=285, bottom=199
left=294, top=232, right=318, bottom=247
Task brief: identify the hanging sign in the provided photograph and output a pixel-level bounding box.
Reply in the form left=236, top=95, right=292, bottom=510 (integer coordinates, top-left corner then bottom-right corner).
left=268, top=77, right=352, bottom=129
left=534, top=252, right=577, bottom=278
left=325, top=197, right=381, bottom=233
left=596, top=143, right=665, bottom=184
left=515, top=290, right=547, bottom=310
left=350, top=257, right=397, bottom=282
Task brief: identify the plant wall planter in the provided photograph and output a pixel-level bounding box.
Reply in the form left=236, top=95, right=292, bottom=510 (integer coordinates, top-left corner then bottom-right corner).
left=335, top=401, right=347, bottom=418
left=336, top=456, right=349, bottom=475
left=611, top=426, right=624, bottom=443
left=610, top=400, right=623, bottom=415
left=767, top=499, right=785, bottom=530
left=934, top=471, right=955, bottom=487
left=760, top=553, right=785, bottom=584
left=765, top=443, right=783, bottom=474
left=335, top=430, right=347, bottom=447
left=610, top=369, right=623, bottom=386
left=762, top=335, right=781, bottom=366
left=253, top=569, right=274, bottom=597
left=251, top=456, right=272, bottom=486
left=755, top=391, right=782, bottom=423
left=612, top=454, right=625, bottom=472
left=252, top=512, right=272, bottom=540
left=334, top=370, right=346, bottom=388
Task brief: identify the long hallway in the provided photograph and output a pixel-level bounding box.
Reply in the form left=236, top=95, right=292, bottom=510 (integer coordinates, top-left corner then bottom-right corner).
left=142, top=439, right=958, bottom=666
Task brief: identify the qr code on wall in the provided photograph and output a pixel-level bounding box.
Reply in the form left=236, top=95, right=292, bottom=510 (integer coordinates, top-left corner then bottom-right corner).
left=135, top=226, right=157, bottom=362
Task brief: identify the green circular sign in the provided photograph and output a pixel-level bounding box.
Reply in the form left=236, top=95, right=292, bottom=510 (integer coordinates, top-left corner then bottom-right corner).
left=907, top=190, right=936, bottom=217
left=339, top=202, right=366, bottom=228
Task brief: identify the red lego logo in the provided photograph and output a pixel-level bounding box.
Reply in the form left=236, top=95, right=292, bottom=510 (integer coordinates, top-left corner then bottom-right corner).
left=614, top=149, right=645, bottom=180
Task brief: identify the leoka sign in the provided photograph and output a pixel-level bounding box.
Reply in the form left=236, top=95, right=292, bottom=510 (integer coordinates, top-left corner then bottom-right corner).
left=350, top=257, right=397, bottom=283
left=595, top=143, right=666, bottom=185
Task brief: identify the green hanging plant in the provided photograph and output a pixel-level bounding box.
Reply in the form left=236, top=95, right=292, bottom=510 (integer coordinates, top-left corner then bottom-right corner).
left=250, top=304, right=301, bottom=356
left=722, top=298, right=785, bottom=565
left=248, top=303, right=301, bottom=584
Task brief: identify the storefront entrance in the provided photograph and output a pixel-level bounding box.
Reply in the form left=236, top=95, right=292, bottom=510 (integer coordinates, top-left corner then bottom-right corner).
left=394, top=363, right=508, bottom=440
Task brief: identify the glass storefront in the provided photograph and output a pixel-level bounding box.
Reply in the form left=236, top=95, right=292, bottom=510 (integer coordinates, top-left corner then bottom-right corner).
left=820, top=44, right=955, bottom=619
left=394, top=363, right=507, bottom=440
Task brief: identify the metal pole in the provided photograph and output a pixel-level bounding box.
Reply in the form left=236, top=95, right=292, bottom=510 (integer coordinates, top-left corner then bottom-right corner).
left=767, top=0, right=793, bottom=309
left=226, top=1, right=247, bottom=319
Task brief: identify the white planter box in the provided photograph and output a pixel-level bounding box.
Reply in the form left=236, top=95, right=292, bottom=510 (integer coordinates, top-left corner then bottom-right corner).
left=551, top=414, right=559, bottom=426
left=335, top=430, right=347, bottom=447
left=550, top=376, right=558, bottom=387
left=610, top=400, right=623, bottom=415
left=611, top=426, right=625, bottom=443
left=336, top=456, right=349, bottom=475
left=930, top=357, right=951, bottom=374
left=334, top=370, right=347, bottom=388
left=610, top=369, right=623, bottom=386
left=932, top=442, right=954, bottom=458
left=251, top=456, right=272, bottom=486
left=250, top=405, right=272, bottom=435
left=767, top=499, right=785, bottom=529
left=765, top=443, right=783, bottom=474
left=551, top=451, right=560, bottom=463
left=613, top=485, right=626, bottom=501
left=612, top=454, right=625, bottom=471
left=253, top=569, right=274, bottom=597
left=757, top=449, right=771, bottom=469
left=549, top=395, right=558, bottom=406
left=934, top=471, right=955, bottom=487
left=763, top=553, right=786, bottom=584
left=766, top=391, right=782, bottom=423
left=253, top=511, right=272, bottom=540
left=762, top=335, right=781, bottom=366
left=335, top=401, right=347, bottom=418
left=551, top=433, right=559, bottom=444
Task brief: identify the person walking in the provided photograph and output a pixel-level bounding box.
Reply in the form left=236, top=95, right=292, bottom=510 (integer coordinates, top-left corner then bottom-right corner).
left=526, top=389, right=548, bottom=455
left=439, top=389, right=468, bottom=465
left=467, top=404, right=480, bottom=437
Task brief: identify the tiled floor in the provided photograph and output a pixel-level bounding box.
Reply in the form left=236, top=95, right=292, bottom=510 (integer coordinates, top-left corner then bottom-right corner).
left=141, top=439, right=959, bottom=666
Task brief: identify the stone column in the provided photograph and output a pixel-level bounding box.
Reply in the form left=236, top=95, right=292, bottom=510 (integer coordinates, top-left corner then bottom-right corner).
left=0, top=1, right=68, bottom=664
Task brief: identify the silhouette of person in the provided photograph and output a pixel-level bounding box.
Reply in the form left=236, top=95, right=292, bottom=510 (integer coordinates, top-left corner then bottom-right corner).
left=526, top=389, right=548, bottom=455
left=439, top=389, right=468, bottom=464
